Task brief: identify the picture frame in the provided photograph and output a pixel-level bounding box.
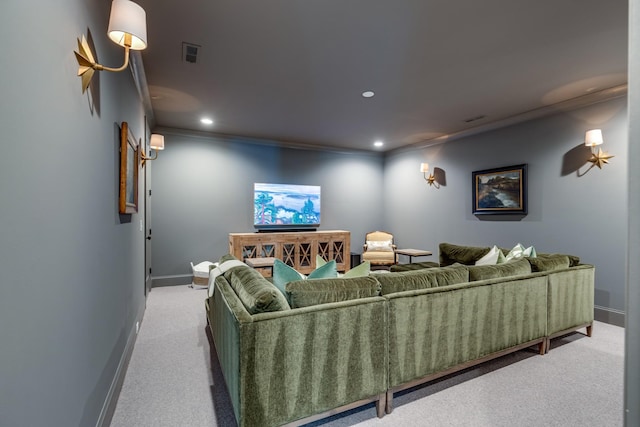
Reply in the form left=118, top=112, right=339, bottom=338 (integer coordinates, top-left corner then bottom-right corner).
left=119, top=122, right=139, bottom=214
left=472, top=164, right=527, bottom=215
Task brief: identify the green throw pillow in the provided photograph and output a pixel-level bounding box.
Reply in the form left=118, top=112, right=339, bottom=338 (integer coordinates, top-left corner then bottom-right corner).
left=505, top=243, right=537, bottom=261
left=272, top=259, right=338, bottom=299
left=316, top=254, right=327, bottom=267
left=342, top=261, right=371, bottom=278
left=285, top=276, right=381, bottom=308
left=317, top=255, right=370, bottom=277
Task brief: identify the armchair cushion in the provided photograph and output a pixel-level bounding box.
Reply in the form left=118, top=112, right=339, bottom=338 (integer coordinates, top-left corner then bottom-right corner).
left=365, top=239, right=394, bottom=252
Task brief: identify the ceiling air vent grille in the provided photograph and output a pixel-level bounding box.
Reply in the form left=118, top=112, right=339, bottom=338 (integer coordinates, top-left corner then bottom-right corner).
left=182, top=42, right=201, bottom=64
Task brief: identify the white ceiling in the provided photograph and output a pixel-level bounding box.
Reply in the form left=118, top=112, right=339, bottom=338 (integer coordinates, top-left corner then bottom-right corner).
left=135, top=0, right=628, bottom=152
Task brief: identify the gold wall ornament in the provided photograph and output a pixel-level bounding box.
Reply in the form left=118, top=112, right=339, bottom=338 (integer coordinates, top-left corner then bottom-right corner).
left=588, top=148, right=615, bottom=169
left=74, top=0, right=147, bottom=93
left=420, top=163, right=438, bottom=187
left=584, top=129, right=614, bottom=169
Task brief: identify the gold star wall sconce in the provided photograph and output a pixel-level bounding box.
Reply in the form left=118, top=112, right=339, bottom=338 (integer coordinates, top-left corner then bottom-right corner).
left=420, top=163, right=439, bottom=188
left=585, top=129, right=614, bottom=170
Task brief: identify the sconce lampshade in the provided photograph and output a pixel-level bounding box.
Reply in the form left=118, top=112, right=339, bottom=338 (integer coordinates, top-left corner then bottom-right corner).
left=420, top=163, right=429, bottom=173
left=585, top=129, right=604, bottom=147
left=107, top=0, right=147, bottom=50
left=150, top=134, right=165, bottom=150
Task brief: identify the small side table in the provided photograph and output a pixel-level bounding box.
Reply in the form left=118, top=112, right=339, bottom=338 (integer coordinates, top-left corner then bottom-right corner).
left=245, top=257, right=276, bottom=276
left=394, top=249, right=433, bottom=264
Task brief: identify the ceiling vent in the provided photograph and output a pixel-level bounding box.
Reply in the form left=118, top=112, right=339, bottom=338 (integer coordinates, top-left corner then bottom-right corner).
left=182, top=42, right=201, bottom=64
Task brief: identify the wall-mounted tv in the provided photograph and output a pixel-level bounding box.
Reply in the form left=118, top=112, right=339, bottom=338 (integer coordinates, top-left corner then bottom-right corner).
left=254, top=183, right=321, bottom=231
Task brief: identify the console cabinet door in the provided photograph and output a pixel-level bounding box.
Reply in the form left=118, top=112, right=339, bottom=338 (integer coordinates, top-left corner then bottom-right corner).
left=229, top=230, right=350, bottom=274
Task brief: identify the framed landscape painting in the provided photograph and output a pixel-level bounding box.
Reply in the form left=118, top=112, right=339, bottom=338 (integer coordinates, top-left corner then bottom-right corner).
left=119, top=122, right=139, bottom=214
left=472, top=164, right=527, bottom=215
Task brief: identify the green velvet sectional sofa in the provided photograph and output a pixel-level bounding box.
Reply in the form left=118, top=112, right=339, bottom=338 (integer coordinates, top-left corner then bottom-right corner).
left=205, top=243, right=594, bottom=426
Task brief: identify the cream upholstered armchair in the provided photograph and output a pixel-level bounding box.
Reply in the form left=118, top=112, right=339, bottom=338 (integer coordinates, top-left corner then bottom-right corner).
left=362, top=231, right=397, bottom=267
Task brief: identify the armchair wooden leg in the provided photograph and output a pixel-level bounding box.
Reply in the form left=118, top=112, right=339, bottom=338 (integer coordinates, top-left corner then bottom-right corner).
left=538, top=340, right=546, bottom=355
left=385, top=391, right=394, bottom=414
left=586, top=323, right=593, bottom=337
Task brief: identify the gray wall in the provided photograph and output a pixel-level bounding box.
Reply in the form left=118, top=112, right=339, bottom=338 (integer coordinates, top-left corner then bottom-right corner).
left=626, top=0, right=639, bottom=422
left=384, top=97, right=628, bottom=315
left=152, top=98, right=629, bottom=317
left=150, top=131, right=384, bottom=282
left=0, top=1, right=147, bottom=426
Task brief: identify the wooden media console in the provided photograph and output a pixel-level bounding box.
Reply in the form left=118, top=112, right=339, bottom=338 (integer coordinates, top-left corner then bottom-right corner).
left=229, top=230, right=350, bottom=275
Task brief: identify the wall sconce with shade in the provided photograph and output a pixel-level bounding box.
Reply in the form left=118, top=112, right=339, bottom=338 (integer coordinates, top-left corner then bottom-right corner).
left=585, top=129, right=614, bottom=169
left=420, top=163, right=436, bottom=186
left=74, top=0, right=147, bottom=93
left=141, top=134, right=164, bottom=167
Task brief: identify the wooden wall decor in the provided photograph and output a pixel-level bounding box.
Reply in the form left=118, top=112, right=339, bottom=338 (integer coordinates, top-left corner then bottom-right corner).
left=119, top=122, right=139, bottom=214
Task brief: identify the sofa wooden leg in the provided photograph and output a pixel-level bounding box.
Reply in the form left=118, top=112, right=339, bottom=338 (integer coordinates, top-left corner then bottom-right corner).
left=586, top=324, right=593, bottom=337
left=385, top=391, right=394, bottom=414
left=545, top=338, right=551, bottom=354
left=376, top=394, right=385, bottom=418
left=538, top=340, right=545, bottom=355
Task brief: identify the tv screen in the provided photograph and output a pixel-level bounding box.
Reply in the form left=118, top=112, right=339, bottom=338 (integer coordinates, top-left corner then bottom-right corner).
left=254, top=183, right=321, bottom=230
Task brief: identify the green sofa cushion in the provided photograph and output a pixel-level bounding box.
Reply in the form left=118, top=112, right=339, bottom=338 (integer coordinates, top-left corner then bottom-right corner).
left=527, top=254, right=570, bottom=272
left=538, top=252, right=580, bottom=267
left=467, top=257, right=531, bottom=281
left=439, top=242, right=491, bottom=266
left=390, top=261, right=440, bottom=272
left=285, top=276, right=381, bottom=308
left=220, top=256, right=291, bottom=314
left=377, top=265, right=470, bottom=295
left=219, top=253, right=240, bottom=264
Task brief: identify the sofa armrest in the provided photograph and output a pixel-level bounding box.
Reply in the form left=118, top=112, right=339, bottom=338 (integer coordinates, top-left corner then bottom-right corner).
left=211, top=277, right=388, bottom=427
left=546, top=264, right=595, bottom=336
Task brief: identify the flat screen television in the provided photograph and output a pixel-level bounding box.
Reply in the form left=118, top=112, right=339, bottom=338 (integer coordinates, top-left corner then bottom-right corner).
left=253, top=183, right=321, bottom=231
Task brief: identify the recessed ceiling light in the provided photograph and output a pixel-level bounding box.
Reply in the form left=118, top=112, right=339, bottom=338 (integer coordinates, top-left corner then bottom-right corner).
left=362, top=91, right=375, bottom=98
left=374, top=140, right=384, bottom=147
left=200, top=117, right=214, bottom=125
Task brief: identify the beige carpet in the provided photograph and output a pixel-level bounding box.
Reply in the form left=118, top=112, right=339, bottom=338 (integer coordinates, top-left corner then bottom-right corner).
left=111, top=285, right=624, bottom=427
